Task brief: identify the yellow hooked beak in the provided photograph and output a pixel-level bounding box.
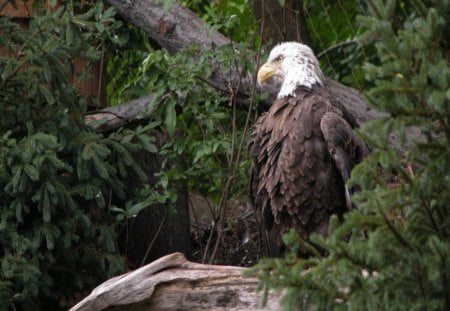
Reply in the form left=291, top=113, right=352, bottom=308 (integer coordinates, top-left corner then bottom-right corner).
left=257, top=62, right=279, bottom=86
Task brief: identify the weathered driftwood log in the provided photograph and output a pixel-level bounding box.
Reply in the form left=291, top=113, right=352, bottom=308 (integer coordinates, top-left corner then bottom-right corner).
left=70, top=252, right=281, bottom=311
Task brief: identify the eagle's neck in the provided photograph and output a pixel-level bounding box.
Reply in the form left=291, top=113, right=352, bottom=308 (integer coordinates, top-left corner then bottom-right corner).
left=277, top=63, right=324, bottom=98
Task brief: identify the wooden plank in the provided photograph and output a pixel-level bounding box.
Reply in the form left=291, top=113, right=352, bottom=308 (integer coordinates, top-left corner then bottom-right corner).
left=71, top=56, right=106, bottom=107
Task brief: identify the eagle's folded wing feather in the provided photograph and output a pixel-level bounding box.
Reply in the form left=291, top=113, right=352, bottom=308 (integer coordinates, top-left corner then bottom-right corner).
left=320, top=111, right=368, bottom=209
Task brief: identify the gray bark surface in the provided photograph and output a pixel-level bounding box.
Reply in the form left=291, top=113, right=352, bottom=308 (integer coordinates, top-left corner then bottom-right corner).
left=85, top=95, right=154, bottom=131
left=107, top=0, right=229, bottom=53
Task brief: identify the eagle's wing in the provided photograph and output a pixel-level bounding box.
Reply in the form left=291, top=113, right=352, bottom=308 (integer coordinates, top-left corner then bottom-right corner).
left=320, top=111, right=368, bottom=208
left=249, top=113, right=280, bottom=256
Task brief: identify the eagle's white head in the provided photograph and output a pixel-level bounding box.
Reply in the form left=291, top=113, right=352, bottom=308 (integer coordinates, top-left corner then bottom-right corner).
left=257, top=42, right=324, bottom=98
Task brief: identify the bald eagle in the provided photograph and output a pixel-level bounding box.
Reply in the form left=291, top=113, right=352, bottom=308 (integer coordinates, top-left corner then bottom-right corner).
left=249, top=42, right=368, bottom=256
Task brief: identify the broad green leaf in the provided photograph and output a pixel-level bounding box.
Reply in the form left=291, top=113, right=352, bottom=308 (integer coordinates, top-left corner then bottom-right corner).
left=164, top=99, right=177, bottom=135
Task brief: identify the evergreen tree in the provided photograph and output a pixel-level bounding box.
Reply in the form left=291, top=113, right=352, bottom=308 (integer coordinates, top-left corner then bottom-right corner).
left=252, top=0, right=450, bottom=310
left=0, top=1, right=155, bottom=309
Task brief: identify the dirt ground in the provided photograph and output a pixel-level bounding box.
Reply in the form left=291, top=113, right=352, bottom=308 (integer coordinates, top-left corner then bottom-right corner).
left=188, top=192, right=267, bottom=267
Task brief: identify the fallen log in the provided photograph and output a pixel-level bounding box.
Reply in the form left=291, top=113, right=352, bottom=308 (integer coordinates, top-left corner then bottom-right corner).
left=70, top=252, right=281, bottom=311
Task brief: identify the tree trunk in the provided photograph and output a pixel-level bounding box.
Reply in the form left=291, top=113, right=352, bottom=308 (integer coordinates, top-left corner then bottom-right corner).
left=251, top=0, right=312, bottom=45
left=70, top=253, right=281, bottom=311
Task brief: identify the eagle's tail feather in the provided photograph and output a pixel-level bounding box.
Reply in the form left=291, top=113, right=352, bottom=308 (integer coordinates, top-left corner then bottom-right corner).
left=265, top=228, right=283, bottom=257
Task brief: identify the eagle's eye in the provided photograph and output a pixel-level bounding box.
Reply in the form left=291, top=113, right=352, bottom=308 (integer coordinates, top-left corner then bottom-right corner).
left=274, top=55, right=283, bottom=64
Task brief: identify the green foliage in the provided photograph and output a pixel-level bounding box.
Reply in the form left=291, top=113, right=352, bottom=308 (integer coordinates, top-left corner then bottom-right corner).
left=104, top=15, right=257, bottom=265
left=304, top=0, right=370, bottom=88
left=105, top=5, right=259, bottom=206
left=181, top=0, right=257, bottom=44
left=251, top=0, right=450, bottom=310
left=104, top=0, right=261, bottom=218
left=105, top=25, right=150, bottom=106
left=109, top=41, right=254, bottom=203
left=0, top=1, right=157, bottom=309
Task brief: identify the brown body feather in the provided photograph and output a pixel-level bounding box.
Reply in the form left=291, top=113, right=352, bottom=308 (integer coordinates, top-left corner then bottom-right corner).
left=249, top=85, right=367, bottom=256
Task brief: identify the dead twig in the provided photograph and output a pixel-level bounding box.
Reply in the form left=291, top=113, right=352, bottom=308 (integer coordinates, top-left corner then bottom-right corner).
left=140, top=216, right=166, bottom=267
